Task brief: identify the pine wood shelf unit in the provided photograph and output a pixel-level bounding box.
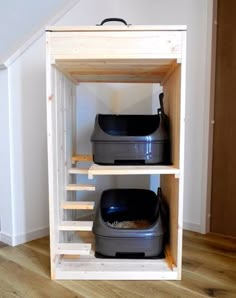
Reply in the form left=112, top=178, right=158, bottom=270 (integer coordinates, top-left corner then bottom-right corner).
left=46, top=25, right=186, bottom=280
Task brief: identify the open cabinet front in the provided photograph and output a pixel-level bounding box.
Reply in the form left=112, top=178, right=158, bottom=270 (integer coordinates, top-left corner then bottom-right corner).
left=46, top=25, right=186, bottom=280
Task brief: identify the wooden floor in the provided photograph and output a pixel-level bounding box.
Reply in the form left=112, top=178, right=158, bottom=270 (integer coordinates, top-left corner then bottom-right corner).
left=0, top=231, right=235, bottom=298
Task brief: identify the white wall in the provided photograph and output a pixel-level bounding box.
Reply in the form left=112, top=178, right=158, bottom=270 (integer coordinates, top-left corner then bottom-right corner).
left=7, top=35, right=49, bottom=245
left=2, top=0, right=213, bottom=244
left=0, top=0, right=73, bottom=63
left=0, top=69, right=13, bottom=244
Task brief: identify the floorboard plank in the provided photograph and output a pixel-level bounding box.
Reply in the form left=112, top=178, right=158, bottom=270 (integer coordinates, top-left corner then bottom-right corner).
left=0, top=255, right=82, bottom=298
left=184, top=231, right=236, bottom=258
left=0, top=244, right=50, bottom=278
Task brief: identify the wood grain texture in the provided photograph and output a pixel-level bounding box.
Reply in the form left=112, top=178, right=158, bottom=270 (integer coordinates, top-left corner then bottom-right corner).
left=49, top=31, right=182, bottom=64
left=55, top=59, right=178, bottom=83
left=0, top=231, right=235, bottom=297
left=210, top=0, right=236, bottom=237
left=72, top=154, right=93, bottom=162
left=59, top=221, right=93, bottom=231
left=163, top=64, right=181, bottom=168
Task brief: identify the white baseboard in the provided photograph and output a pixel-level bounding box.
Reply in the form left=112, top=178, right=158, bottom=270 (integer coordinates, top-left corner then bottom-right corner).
left=0, top=232, right=14, bottom=246
left=12, top=227, right=49, bottom=246
left=183, top=221, right=201, bottom=233
left=0, top=227, right=49, bottom=246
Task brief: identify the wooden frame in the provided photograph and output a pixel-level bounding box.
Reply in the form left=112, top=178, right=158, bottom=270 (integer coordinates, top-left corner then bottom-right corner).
left=46, top=25, right=186, bottom=280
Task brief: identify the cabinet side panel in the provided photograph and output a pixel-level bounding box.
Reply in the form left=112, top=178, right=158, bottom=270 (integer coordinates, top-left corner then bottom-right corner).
left=161, top=32, right=186, bottom=280
left=46, top=31, right=58, bottom=279
left=163, top=65, right=181, bottom=168
left=177, top=31, right=187, bottom=279
left=47, top=31, right=76, bottom=278
left=160, top=175, right=179, bottom=267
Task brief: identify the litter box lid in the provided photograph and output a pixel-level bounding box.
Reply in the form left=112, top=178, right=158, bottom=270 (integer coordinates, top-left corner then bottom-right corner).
left=90, top=113, right=169, bottom=142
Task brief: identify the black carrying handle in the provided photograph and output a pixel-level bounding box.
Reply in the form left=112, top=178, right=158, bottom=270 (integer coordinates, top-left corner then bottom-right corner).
left=97, top=18, right=129, bottom=26
left=159, top=93, right=165, bottom=114
left=158, top=92, right=165, bottom=115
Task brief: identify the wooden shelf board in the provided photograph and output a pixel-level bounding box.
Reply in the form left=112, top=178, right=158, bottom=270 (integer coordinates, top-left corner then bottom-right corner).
left=56, top=243, right=91, bottom=255
left=61, top=201, right=95, bottom=210
left=56, top=59, right=178, bottom=84
left=55, top=256, right=178, bottom=280
left=66, top=184, right=95, bottom=191
left=68, top=168, right=89, bottom=174
left=88, top=164, right=180, bottom=178
left=47, top=25, right=187, bottom=32
left=59, top=221, right=93, bottom=231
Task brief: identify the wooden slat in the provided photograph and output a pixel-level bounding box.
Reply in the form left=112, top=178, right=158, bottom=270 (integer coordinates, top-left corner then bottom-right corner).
left=59, top=221, right=93, bottom=231
left=68, top=168, right=89, bottom=174
left=88, top=164, right=179, bottom=179
left=66, top=184, right=95, bottom=191
left=69, top=74, right=168, bottom=84
left=46, top=25, right=187, bottom=32
left=72, top=154, right=93, bottom=162
left=165, top=245, right=174, bottom=271
left=55, top=256, right=178, bottom=280
left=61, top=201, right=95, bottom=210
left=56, top=243, right=91, bottom=255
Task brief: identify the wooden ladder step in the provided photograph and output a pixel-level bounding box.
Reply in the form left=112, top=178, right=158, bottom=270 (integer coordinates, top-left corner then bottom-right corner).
left=56, top=243, right=92, bottom=255
left=61, top=201, right=95, bottom=210
left=68, top=168, right=89, bottom=175
left=66, top=184, right=95, bottom=191
left=59, top=221, right=93, bottom=231
left=72, top=154, right=93, bottom=163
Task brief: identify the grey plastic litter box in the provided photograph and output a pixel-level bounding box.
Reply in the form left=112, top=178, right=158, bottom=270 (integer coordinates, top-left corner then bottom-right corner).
left=92, top=188, right=168, bottom=258
left=90, top=93, right=170, bottom=165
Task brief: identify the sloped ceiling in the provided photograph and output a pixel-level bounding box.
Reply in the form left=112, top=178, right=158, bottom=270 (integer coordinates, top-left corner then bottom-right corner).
left=0, top=0, right=76, bottom=65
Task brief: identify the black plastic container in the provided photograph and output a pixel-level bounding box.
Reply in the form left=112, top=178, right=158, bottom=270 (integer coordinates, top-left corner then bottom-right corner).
left=92, top=189, right=167, bottom=258
left=90, top=92, right=170, bottom=165
left=90, top=112, right=170, bottom=165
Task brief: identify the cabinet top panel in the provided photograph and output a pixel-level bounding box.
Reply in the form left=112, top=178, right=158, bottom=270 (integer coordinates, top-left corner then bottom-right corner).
left=46, top=25, right=187, bottom=33
left=46, top=26, right=186, bottom=83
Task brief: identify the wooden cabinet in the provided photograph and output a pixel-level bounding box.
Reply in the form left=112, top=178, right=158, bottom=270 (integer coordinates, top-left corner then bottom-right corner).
left=46, top=25, right=186, bottom=280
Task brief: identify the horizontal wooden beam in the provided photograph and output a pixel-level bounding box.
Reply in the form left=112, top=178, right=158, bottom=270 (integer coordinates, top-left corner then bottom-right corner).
left=59, top=221, right=93, bottom=231
left=66, top=184, right=95, bottom=191
left=56, top=243, right=92, bottom=255
left=72, top=154, right=93, bottom=163
left=61, top=201, right=95, bottom=210
left=68, top=168, right=89, bottom=174
left=88, top=164, right=180, bottom=179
